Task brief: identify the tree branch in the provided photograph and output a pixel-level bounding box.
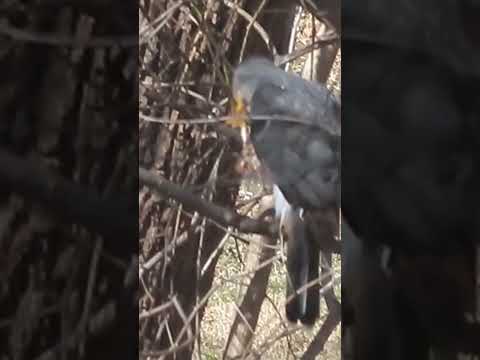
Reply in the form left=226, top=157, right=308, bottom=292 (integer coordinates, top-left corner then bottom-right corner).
left=139, top=167, right=277, bottom=236
left=301, top=306, right=340, bottom=359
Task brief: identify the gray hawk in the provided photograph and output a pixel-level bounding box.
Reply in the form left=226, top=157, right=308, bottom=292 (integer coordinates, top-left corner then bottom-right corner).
left=228, top=57, right=340, bottom=325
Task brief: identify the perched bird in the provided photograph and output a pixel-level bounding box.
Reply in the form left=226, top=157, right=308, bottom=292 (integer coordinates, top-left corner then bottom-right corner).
left=228, top=57, right=340, bottom=325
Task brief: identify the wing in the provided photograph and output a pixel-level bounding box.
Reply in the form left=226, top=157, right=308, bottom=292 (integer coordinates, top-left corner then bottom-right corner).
left=249, top=81, right=340, bottom=211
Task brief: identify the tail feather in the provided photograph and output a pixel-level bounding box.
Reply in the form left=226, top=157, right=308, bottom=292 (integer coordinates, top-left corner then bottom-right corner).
left=284, top=209, right=320, bottom=324
left=301, top=238, right=320, bottom=325
left=273, top=185, right=322, bottom=325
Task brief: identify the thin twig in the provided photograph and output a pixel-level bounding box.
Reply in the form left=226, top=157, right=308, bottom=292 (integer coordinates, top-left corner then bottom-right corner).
left=239, top=0, right=269, bottom=63
left=139, top=0, right=185, bottom=44
left=301, top=309, right=340, bottom=359
left=78, top=237, right=103, bottom=356
left=223, top=0, right=278, bottom=57
left=275, top=32, right=339, bottom=67
left=140, top=112, right=340, bottom=131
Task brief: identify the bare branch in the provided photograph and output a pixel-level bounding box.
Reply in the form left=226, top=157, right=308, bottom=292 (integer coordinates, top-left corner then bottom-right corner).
left=275, top=33, right=339, bottom=67
left=223, top=197, right=276, bottom=359
left=139, top=167, right=276, bottom=237
left=301, top=307, right=340, bottom=359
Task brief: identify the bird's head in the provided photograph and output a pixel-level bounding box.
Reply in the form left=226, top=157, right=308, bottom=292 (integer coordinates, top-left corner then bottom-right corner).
left=226, top=57, right=282, bottom=143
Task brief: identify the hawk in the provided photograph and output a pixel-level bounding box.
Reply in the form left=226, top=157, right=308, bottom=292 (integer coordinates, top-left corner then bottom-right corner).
left=228, top=57, right=340, bottom=325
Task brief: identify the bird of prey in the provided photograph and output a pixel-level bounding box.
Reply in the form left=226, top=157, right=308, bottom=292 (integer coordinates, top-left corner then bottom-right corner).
left=228, top=57, right=340, bottom=325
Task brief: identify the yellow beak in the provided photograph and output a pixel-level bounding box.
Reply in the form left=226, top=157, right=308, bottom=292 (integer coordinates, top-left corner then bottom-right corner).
left=226, top=95, right=249, bottom=143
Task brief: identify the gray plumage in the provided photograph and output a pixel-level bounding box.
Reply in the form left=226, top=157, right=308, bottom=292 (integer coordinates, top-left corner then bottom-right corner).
left=232, top=57, right=340, bottom=210
left=232, top=57, right=340, bottom=324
